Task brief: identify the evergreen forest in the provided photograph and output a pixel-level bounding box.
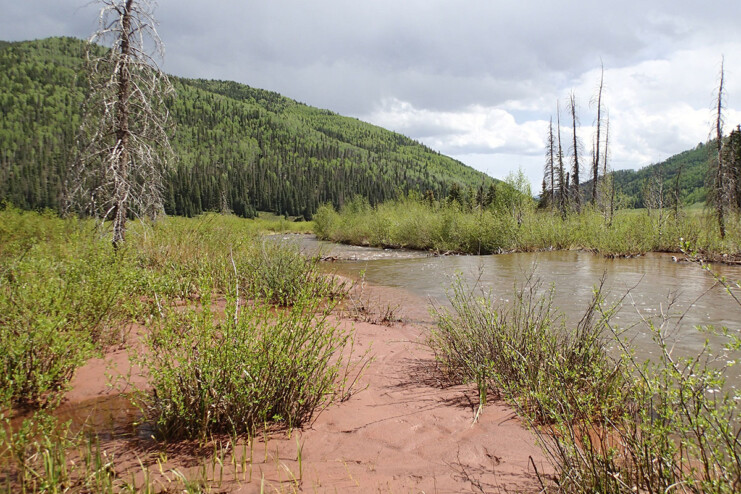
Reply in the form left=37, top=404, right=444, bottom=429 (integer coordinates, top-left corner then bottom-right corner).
left=0, top=37, right=491, bottom=219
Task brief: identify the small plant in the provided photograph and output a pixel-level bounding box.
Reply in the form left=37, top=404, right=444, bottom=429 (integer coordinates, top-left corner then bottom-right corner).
left=345, top=269, right=401, bottom=325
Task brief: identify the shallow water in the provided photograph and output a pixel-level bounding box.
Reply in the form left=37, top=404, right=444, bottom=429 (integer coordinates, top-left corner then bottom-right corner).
left=281, top=234, right=741, bottom=369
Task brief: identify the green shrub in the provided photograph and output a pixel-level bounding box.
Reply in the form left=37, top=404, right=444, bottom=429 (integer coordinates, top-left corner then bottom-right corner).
left=428, top=267, right=741, bottom=492
left=313, top=197, right=741, bottom=257
left=0, top=228, right=131, bottom=407
left=138, top=285, right=351, bottom=439
left=429, top=274, right=622, bottom=424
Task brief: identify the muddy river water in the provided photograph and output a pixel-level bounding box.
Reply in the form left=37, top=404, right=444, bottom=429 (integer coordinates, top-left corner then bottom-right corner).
left=283, top=235, right=741, bottom=376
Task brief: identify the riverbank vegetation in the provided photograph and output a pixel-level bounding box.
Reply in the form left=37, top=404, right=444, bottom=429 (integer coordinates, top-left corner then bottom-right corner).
left=0, top=206, right=357, bottom=491
left=314, top=188, right=741, bottom=258
left=429, top=266, right=741, bottom=492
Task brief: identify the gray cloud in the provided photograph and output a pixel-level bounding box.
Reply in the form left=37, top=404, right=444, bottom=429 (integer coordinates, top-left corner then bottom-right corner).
left=2, top=0, right=741, bottom=186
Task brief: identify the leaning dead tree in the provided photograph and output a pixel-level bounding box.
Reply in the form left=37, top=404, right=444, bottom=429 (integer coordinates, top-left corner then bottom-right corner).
left=67, top=0, right=174, bottom=248
left=590, top=64, right=605, bottom=206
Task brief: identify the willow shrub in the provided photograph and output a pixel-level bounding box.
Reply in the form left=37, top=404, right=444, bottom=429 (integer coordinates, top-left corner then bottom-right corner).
left=315, top=197, right=741, bottom=257
left=429, top=269, right=741, bottom=492
left=138, top=280, right=352, bottom=440
left=0, top=209, right=135, bottom=407
left=429, top=275, right=623, bottom=425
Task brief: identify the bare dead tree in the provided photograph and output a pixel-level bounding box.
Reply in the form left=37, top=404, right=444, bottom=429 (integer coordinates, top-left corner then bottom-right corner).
left=556, top=101, right=567, bottom=216
left=569, top=91, right=582, bottom=212
left=710, top=57, right=728, bottom=238
left=606, top=114, right=616, bottom=225
left=597, top=111, right=615, bottom=224
left=544, top=116, right=556, bottom=209
left=590, top=64, right=605, bottom=206
left=644, top=163, right=668, bottom=240
left=673, top=163, right=683, bottom=217
left=66, top=0, right=174, bottom=249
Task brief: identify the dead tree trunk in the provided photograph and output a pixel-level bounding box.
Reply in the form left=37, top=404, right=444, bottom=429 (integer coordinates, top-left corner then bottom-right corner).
left=112, top=0, right=133, bottom=249
left=545, top=117, right=556, bottom=210
left=591, top=64, right=604, bottom=206
left=569, top=92, right=582, bottom=212
left=67, top=0, right=174, bottom=249
left=714, top=57, right=726, bottom=239
left=556, top=102, right=567, bottom=216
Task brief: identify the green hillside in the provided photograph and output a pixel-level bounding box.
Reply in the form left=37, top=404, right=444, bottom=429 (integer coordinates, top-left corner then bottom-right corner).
left=610, top=143, right=711, bottom=207
left=0, top=37, right=491, bottom=218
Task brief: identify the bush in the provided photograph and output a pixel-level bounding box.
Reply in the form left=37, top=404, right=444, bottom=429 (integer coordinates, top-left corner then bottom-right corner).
left=138, top=285, right=352, bottom=439
left=0, top=219, right=132, bottom=407
left=428, top=267, right=741, bottom=492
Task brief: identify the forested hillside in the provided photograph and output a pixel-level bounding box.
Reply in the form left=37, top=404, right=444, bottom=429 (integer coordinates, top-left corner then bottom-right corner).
left=610, top=143, right=711, bottom=207
left=0, top=37, right=490, bottom=218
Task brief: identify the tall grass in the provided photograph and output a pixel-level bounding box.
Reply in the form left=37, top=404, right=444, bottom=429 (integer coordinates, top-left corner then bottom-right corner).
left=314, top=196, right=741, bottom=257
left=428, top=267, right=741, bottom=492
left=0, top=207, right=344, bottom=492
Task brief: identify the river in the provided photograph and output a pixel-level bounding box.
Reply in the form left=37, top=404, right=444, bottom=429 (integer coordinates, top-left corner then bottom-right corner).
left=282, top=234, right=741, bottom=379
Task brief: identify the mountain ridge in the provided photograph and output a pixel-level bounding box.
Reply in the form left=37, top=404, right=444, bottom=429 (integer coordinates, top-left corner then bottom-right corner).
left=0, top=37, right=492, bottom=218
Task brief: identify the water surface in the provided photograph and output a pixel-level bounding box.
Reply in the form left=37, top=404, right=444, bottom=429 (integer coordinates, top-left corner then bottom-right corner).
left=282, top=234, right=741, bottom=365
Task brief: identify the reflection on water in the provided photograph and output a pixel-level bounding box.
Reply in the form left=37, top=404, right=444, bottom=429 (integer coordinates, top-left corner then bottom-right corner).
left=285, top=234, right=741, bottom=373
left=53, top=394, right=151, bottom=441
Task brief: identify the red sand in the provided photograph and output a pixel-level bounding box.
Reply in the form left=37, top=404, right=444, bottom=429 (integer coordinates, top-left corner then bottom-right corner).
left=60, top=284, right=552, bottom=492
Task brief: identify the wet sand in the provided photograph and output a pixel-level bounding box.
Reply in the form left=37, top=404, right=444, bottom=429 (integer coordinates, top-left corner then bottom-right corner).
left=57, top=283, right=552, bottom=492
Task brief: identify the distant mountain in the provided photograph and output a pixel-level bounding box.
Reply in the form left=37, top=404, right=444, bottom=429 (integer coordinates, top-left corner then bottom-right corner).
left=0, top=37, right=491, bottom=218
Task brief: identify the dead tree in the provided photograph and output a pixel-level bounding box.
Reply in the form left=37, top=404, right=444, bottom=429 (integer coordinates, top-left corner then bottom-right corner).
left=556, top=102, right=567, bottom=215
left=597, top=112, right=615, bottom=224
left=67, top=0, right=174, bottom=249
left=569, top=92, right=582, bottom=212
left=544, top=117, right=556, bottom=209
left=710, top=57, right=728, bottom=238
left=591, top=64, right=605, bottom=206
left=644, top=163, right=668, bottom=240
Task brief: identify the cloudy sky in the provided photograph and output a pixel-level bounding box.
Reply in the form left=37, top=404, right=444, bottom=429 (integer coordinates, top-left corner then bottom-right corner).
left=3, top=0, right=741, bottom=186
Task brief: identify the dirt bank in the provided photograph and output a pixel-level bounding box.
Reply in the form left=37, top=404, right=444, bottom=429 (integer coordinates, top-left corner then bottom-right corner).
left=57, top=284, right=551, bottom=492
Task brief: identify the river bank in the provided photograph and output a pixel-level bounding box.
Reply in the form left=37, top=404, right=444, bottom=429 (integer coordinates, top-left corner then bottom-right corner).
left=313, top=197, right=741, bottom=260
left=41, top=284, right=551, bottom=492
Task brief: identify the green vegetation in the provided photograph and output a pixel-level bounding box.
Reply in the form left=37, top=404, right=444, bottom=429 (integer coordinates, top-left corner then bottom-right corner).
left=140, top=274, right=350, bottom=439
left=429, top=267, right=741, bottom=492
left=608, top=142, right=712, bottom=207
left=0, top=37, right=490, bottom=219
left=314, top=188, right=741, bottom=257
left=0, top=207, right=352, bottom=491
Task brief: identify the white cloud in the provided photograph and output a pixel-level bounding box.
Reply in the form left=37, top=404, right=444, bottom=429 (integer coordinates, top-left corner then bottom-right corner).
left=366, top=98, right=546, bottom=155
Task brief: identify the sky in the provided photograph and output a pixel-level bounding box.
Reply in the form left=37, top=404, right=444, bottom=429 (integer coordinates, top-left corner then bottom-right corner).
left=3, top=0, right=741, bottom=187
